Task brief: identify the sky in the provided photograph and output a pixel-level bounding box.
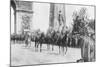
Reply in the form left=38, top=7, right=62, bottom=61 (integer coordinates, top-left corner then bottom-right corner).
left=32, top=3, right=95, bottom=33
left=32, top=2, right=50, bottom=33
left=11, top=2, right=95, bottom=34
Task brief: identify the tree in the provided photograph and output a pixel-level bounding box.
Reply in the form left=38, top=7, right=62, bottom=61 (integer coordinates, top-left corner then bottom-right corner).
left=72, top=8, right=95, bottom=61
left=87, top=19, right=95, bottom=40
left=88, top=19, right=95, bottom=31
left=72, top=8, right=88, bottom=36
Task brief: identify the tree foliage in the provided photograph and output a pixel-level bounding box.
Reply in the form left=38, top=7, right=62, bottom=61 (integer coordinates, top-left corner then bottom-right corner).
left=72, top=8, right=89, bottom=36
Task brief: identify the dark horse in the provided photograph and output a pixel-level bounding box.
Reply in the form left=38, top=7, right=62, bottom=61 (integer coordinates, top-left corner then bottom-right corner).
left=34, top=32, right=45, bottom=52
left=57, top=32, right=68, bottom=55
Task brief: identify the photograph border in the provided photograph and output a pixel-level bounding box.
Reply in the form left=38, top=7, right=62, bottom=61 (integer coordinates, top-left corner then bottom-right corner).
left=10, top=0, right=96, bottom=67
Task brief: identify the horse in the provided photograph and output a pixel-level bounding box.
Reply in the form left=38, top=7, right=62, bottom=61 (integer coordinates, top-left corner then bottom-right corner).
left=38, top=33, right=45, bottom=52
left=33, top=32, right=45, bottom=52
left=58, top=33, right=68, bottom=55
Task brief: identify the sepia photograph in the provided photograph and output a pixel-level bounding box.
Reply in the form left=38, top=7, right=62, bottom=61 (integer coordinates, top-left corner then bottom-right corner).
left=10, top=0, right=95, bottom=66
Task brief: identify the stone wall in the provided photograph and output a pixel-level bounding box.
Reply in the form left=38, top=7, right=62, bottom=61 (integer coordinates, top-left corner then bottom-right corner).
left=15, top=1, right=33, bottom=34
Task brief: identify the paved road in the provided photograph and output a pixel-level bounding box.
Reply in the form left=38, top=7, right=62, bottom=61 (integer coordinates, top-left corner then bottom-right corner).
left=11, top=43, right=81, bottom=66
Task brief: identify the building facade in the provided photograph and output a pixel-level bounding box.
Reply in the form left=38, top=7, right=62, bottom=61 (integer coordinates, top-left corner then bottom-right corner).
left=11, top=0, right=33, bottom=34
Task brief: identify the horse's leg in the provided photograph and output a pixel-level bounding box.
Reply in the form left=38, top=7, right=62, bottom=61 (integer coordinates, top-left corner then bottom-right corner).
left=25, top=40, right=26, bottom=47
left=35, top=41, right=37, bottom=48
left=25, top=40, right=28, bottom=47
left=64, top=43, right=67, bottom=54
left=52, top=45, right=54, bottom=51
left=62, top=46, right=64, bottom=55
left=65, top=46, right=67, bottom=54
left=27, top=40, right=29, bottom=47
left=47, top=44, right=50, bottom=50
left=35, top=41, right=36, bottom=48
left=28, top=39, right=31, bottom=48
left=36, top=42, right=38, bottom=48
left=30, top=40, right=31, bottom=47
left=35, top=42, right=37, bottom=51
left=25, top=41, right=27, bottom=47
left=40, top=43, right=42, bottom=52
left=59, top=45, right=60, bottom=54
left=37, top=42, right=39, bottom=48
left=37, top=42, right=40, bottom=52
